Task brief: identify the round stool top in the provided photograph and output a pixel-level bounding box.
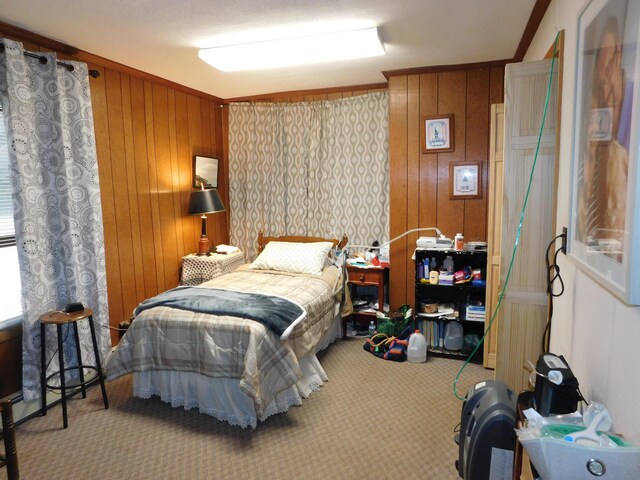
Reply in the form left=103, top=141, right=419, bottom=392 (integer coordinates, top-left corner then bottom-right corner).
left=39, top=307, right=93, bottom=325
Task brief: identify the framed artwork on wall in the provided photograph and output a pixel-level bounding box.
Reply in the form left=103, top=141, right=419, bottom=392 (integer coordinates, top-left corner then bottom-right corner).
left=568, top=0, right=640, bottom=305
left=449, top=161, right=481, bottom=199
left=193, top=155, right=219, bottom=189
left=423, top=114, right=454, bottom=153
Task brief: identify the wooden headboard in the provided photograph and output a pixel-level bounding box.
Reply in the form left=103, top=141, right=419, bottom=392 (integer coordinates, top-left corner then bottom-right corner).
left=257, top=231, right=348, bottom=254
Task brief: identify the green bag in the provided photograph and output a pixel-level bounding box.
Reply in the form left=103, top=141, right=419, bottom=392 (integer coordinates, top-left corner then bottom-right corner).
left=375, top=305, right=413, bottom=336
left=376, top=316, right=397, bottom=336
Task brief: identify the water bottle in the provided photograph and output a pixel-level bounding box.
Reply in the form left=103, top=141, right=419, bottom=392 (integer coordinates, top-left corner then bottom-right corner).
left=429, top=257, right=437, bottom=272
left=443, top=255, right=454, bottom=274
left=368, top=321, right=376, bottom=337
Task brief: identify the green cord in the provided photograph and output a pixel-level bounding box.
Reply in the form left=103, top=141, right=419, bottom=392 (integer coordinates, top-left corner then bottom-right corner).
left=453, top=31, right=560, bottom=401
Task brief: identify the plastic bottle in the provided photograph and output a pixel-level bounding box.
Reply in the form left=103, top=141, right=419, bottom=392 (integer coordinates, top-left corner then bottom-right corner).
left=443, top=255, right=454, bottom=274
left=429, top=257, right=437, bottom=272
left=582, top=402, right=613, bottom=432
left=444, top=321, right=464, bottom=351
left=454, top=233, right=464, bottom=251
left=407, top=329, right=428, bottom=363
left=368, top=321, right=376, bottom=337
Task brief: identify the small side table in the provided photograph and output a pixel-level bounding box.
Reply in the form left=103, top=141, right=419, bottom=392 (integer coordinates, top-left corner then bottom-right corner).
left=180, top=251, right=245, bottom=285
left=39, top=307, right=109, bottom=429
left=344, top=265, right=389, bottom=337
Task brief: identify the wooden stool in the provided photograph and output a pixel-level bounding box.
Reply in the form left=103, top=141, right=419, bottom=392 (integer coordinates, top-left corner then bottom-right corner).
left=39, top=307, right=109, bottom=429
left=0, top=398, right=18, bottom=480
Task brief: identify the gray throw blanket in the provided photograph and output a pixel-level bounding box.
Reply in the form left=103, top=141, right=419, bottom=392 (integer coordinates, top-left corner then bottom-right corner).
left=134, top=286, right=306, bottom=340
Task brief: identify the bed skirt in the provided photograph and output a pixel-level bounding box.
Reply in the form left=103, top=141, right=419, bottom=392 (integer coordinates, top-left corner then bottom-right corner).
left=132, top=312, right=342, bottom=428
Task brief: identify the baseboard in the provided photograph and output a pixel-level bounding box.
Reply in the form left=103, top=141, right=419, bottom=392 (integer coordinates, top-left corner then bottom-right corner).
left=7, top=378, right=99, bottom=426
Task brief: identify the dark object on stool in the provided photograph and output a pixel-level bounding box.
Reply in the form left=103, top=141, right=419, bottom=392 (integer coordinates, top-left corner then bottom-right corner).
left=455, top=379, right=517, bottom=480
left=0, top=398, right=19, bottom=480
left=64, top=302, right=85, bottom=313
left=39, top=307, right=109, bottom=429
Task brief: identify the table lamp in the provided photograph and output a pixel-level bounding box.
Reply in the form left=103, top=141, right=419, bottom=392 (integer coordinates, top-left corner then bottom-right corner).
left=188, top=187, right=225, bottom=255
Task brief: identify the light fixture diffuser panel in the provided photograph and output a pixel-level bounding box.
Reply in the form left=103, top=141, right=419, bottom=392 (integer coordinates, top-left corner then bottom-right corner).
left=199, top=27, right=385, bottom=72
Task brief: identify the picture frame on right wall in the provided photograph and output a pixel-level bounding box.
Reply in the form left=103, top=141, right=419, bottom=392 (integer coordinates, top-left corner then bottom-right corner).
left=568, top=0, right=640, bottom=305
left=449, top=161, right=481, bottom=199
left=423, top=114, right=454, bottom=153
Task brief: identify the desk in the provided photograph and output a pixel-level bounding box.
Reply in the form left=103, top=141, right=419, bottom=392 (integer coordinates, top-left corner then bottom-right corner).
left=180, top=251, right=245, bottom=285
left=345, top=265, right=388, bottom=336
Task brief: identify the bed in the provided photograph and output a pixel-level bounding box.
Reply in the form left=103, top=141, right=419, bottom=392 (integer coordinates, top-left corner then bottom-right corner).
left=105, top=233, right=349, bottom=428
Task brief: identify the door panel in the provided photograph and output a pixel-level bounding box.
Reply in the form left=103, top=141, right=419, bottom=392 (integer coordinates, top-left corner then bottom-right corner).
left=488, top=59, right=559, bottom=393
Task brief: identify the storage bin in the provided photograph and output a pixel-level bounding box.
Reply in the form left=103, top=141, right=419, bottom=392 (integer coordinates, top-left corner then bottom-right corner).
left=518, top=436, right=640, bottom=480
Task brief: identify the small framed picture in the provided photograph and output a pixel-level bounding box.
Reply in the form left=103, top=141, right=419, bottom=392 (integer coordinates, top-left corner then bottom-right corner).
left=193, top=155, right=219, bottom=189
left=423, top=114, right=454, bottom=153
left=449, top=161, right=481, bottom=199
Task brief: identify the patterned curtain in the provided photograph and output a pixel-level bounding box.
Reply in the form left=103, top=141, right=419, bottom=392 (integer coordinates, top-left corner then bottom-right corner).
left=0, top=39, right=110, bottom=401
left=228, top=92, right=389, bottom=260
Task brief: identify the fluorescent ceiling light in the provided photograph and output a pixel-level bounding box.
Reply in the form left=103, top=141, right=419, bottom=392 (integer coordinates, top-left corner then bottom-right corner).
left=198, top=27, right=385, bottom=72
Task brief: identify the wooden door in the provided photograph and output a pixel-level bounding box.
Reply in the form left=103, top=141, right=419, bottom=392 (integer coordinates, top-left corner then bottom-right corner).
left=489, top=60, right=558, bottom=392
left=483, top=103, right=504, bottom=369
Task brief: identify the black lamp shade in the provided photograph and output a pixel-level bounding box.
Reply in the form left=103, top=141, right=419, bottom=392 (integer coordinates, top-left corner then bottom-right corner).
left=188, top=189, right=225, bottom=215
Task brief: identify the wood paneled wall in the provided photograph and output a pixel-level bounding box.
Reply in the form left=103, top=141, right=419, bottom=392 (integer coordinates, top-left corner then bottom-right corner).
left=0, top=24, right=227, bottom=348
left=388, top=66, right=504, bottom=310
left=91, top=68, right=227, bottom=345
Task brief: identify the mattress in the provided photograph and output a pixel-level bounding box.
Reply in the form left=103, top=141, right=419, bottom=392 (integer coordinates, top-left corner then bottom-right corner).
left=105, top=264, right=346, bottom=427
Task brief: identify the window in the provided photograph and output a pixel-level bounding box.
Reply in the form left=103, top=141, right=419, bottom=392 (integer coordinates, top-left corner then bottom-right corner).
left=0, top=106, right=23, bottom=325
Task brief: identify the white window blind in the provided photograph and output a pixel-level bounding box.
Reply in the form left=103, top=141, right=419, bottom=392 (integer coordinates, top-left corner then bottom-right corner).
left=0, top=106, right=24, bottom=324
left=0, top=108, right=13, bottom=240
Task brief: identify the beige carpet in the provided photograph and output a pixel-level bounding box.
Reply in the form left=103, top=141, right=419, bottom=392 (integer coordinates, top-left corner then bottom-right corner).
left=9, top=338, right=489, bottom=480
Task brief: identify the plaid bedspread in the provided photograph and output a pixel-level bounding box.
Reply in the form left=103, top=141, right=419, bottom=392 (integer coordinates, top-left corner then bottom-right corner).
left=105, top=265, right=344, bottom=415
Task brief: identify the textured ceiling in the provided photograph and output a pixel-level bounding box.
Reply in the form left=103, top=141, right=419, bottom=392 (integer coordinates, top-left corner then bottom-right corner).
left=0, top=0, right=538, bottom=99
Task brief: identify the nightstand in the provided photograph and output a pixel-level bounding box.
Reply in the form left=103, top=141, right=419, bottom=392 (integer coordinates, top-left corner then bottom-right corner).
left=344, top=265, right=388, bottom=336
left=180, top=251, right=245, bottom=285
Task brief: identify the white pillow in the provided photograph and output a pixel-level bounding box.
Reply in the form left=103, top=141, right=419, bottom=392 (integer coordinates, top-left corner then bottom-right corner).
left=250, top=241, right=334, bottom=275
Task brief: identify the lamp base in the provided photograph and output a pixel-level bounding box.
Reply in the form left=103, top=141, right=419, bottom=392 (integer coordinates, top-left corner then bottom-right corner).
left=197, top=235, right=210, bottom=256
